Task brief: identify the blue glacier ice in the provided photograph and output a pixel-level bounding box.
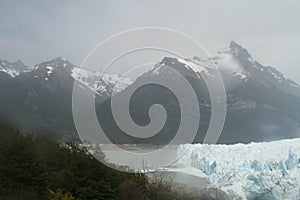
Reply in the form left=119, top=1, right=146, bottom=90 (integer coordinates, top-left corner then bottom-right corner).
left=176, top=138, right=300, bottom=199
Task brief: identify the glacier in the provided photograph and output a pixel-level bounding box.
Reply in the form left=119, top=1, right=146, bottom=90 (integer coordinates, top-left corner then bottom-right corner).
left=175, top=138, right=300, bottom=199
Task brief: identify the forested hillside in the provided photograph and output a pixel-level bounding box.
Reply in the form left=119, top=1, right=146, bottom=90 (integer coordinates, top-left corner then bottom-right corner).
left=0, top=123, right=200, bottom=200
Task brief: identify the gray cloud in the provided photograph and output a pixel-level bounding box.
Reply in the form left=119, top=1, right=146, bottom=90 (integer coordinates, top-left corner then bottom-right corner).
left=0, top=0, right=300, bottom=82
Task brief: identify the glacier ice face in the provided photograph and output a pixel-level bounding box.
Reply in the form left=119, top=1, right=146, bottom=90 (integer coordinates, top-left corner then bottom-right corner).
left=176, top=139, right=300, bottom=199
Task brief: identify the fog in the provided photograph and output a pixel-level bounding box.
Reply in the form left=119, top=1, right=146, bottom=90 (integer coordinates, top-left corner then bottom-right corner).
left=1, top=0, right=300, bottom=82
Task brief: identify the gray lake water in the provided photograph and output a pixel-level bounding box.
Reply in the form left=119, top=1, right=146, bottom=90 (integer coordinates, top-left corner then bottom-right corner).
left=103, top=147, right=178, bottom=170
left=103, top=147, right=208, bottom=189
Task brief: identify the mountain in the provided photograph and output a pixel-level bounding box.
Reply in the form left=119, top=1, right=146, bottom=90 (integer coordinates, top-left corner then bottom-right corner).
left=215, top=41, right=300, bottom=96
left=0, top=59, right=30, bottom=77
left=0, top=57, right=131, bottom=137
left=0, top=41, right=299, bottom=143
left=96, top=41, right=300, bottom=144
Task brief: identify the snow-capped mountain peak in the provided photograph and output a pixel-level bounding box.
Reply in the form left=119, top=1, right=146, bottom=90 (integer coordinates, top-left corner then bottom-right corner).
left=214, top=42, right=300, bottom=93
left=146, top=41, right=300, bottom=97
left=215, top=41, right=255, bottom=75
left=147, top=57, right=213, bottom=80
left=148, top=42, right=250, bottom=80
left=30, top=57, right=74, bottom=82
left=27, top=57, right=132, bottom=96
left=217, top=41, right=252, bottom=61
left=0, top=60, right=18, bottom=77
left=0, top=59, right=30, bottom=77
left=34, top=57, right=74, bottom=70
left=228, top=40, right=252, bottom=59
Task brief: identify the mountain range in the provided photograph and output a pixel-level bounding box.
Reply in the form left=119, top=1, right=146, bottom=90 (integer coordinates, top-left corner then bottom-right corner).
left=1, top=41, right=300, bottom=144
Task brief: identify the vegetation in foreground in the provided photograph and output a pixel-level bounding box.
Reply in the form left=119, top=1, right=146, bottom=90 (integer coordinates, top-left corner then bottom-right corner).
left=0, top=123, right=216, bottom=200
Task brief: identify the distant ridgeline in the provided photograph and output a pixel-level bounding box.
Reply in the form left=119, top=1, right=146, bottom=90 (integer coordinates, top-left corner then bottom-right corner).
left=1, top=42, right=300, bottom=144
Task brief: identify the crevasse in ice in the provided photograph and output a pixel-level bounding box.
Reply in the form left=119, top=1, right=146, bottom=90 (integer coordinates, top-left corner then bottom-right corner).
left=176, top=139, right=300, bottom=199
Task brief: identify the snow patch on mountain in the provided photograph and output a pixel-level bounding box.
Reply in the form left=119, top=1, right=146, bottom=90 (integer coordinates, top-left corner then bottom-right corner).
left=176, top=139, right=300, bottom=199
left=0, top=60, right=22, bottom=77
left=71, top=67, right=132, bottom=94
left=31, top=57, right=132, bottom=95
left=0, top=59, right=30, bottom=77
left=177, top=58, right=210, bottom=75
left=0, top=65, right=19, bottom=77
left=142, top=41, right=300, bottom=94
left=290, top=83, right=300, bottom=88
left=46, top=66, right=54, bottom=76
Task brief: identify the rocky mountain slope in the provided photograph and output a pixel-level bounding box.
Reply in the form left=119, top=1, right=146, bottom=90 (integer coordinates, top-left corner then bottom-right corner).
left=1, top=41, right=299, bottom=143
left=0, top=57, right=130, bottom=137
left=96, top=41, right=300, bottom=144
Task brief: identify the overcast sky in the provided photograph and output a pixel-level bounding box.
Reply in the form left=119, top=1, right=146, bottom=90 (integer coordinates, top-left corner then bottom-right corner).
left=1, top=0, right=300, bottom=82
